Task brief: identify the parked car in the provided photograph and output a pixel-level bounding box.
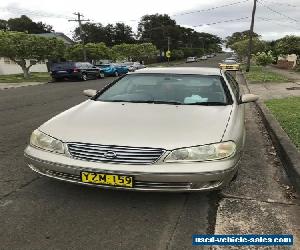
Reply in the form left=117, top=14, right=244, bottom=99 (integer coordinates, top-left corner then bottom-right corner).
left=132, top=62, right=146, bottom=70
left=24, top=67, right=259, bottom=192
left=219, top=59, right=240, bottom=71
left=186, top=57, right=197, bottom=63
left=199, top=56, right=208, bottom=60
left=206, top=54, right=213, bottom=58
left=121, top=62, right=136, bottom=72
left=95, top=63, right=129, bottom=77
left=51, top=62, right=102, bottom=81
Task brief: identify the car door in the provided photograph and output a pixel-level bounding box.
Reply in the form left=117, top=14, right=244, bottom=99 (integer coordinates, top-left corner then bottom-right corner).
left=225, top=71, right=246, bottom=148
left=89, top=63, right=99, bottom=78
left=84, top=63, right=93, bottom=78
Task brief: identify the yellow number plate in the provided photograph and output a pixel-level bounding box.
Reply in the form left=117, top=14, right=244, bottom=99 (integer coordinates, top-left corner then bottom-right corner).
left=81, top=171, right=134, bottom=188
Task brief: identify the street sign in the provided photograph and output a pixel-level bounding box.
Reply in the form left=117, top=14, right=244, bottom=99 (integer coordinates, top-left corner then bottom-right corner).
left=166, top=50, right=171, bottom=58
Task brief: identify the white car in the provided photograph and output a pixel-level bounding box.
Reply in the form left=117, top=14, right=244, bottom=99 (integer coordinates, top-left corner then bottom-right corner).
left=133, top=62, right=146, bottom=70
left=24, top=67, right=259, bottom=192
left=186, top=57, right=197, bottom=63
left=199, top=56, right=208, bottom=60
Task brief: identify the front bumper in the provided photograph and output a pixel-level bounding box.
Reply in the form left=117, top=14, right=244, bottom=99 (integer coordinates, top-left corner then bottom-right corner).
left=24, top=145, right=240, bottom=192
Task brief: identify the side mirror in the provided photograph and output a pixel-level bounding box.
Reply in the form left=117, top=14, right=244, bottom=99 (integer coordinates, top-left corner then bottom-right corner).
left=239, top=94, right=259, bottom=104
left=83, top=89, right=97, bottom=97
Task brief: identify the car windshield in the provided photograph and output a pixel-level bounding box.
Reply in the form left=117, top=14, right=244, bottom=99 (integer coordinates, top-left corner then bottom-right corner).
left=223, top=60, right=237, bottom=64
left=96, top=74, right=231, bottom=105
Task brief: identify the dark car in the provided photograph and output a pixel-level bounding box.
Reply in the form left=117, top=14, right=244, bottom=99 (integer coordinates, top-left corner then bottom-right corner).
left=51, top=62, right=104, bottom=81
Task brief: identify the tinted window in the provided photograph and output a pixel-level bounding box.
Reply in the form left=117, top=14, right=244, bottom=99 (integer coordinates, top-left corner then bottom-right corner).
left=96, top=74, right=231, bottom=105
left=75, top=63, right=82, bottom=68
left=51, top=62, right=75, bottom=70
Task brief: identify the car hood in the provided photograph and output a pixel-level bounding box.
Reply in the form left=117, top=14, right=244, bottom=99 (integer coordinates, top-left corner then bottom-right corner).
left=39, top=100, right=232, bottom=150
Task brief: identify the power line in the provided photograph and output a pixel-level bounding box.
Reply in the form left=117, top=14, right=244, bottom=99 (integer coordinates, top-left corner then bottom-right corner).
left=192, top=16, right=249, bottom=27
left=173, top=0, right=250, bottom=17
left=257, top=17, right=300, bottom=30
left=257, top=0, right=299, bottom=22
left=258, top=0, right=298, bottom=8
left=108, top=0, right=251, bottom=23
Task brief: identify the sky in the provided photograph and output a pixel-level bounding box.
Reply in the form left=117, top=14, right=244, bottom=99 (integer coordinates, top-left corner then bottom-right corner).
left=0, top=0, right=299, bottom=41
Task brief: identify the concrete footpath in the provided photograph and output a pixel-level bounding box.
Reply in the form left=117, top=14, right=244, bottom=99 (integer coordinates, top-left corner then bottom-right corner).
left=0, top=81, right=46, bottom=90
left=213, top=72, right=300, bottom=249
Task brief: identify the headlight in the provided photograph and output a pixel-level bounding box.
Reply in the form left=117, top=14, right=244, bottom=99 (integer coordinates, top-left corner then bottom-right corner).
left=164, top=141, right=236, bottom=163
left=30, top=129, right=65, bottom=154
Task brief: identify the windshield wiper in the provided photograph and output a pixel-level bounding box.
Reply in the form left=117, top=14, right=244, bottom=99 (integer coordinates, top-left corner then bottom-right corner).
left=148, top=100, right=182, bottom=105
left=185, top=102, right=228, bottom=106
left=101, top=100, right=182, bottom=105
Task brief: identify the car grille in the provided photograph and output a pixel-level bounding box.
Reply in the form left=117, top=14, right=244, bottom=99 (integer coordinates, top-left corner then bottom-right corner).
left=44, top=169, right=192, bottom=190
left=67, top=143, right=165, bottom=165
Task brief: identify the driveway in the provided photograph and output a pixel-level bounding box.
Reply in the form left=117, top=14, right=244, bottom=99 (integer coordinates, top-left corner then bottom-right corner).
left=0, top=55, right=299, bottom=249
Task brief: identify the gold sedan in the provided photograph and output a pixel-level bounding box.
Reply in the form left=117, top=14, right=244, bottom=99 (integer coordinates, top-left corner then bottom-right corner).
left=219, top=59, right=240, bottom=71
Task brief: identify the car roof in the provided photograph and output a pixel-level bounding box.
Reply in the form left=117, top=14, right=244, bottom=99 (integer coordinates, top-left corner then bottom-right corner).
left=131, top=67, right=221, bottom=75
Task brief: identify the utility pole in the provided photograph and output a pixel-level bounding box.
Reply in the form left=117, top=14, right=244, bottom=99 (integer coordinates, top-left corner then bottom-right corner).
left=167, top=36, right=170, bottom=63
left=199, top=37, right=205, bottom=55
left=69, top=12, right=90, bottom=61
left=246, top=0, right=257, bottom=72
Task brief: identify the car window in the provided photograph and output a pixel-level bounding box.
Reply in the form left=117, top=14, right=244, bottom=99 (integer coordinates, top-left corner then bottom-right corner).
left=224, top=60, right=237, bottom=64
left=225, top=72, right=240, bottom=100
left=75, top=62, right=82, bottom=68
left=52, top=62, right=75, bottom=70
left=96, top=74, right=231, bottom=105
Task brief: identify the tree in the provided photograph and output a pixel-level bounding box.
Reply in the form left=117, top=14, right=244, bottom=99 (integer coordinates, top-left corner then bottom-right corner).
left=0, top=19, right=8, bottom=31
left=254, top=51, right=274, bottom=81
left=0, top=31, right=65, bottom=78
left=113, top=23, right=135, bottom=45
left=255, top=51, right=274, bottom=66
left=137, top=14, right=222, bottom=57
left=171, top=49, right=184, bottom=60
left=138, top=14, right=177, bottom=53
left=73, top=22, right=135, bottom=46
left=66, top=43, right=112, bottom=61
left=226, top=30, right=259, bottom=48
left=135, top=43, right=158, bottom=61
left=112, top=43, right=134, bottom=61
left=112, top=43, right=158, bottom=62
left=275, top=35, right=300, bottom=56
left=231, top=38, right=266, bottom=60
left=7, top=15, right=53, bottom=33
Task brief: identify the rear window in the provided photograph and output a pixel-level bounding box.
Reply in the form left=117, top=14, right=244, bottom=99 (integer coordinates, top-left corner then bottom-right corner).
left=51, top=62, right=75, bottom=70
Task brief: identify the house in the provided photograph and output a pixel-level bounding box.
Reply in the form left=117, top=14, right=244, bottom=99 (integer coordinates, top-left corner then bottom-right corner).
left=0, top=58, right=48, bottom=75
left=0, top=32, right=73, bottom=75
left=277, top=54, right=298, bottom=69
left=36, top=32, right=74, bottom=46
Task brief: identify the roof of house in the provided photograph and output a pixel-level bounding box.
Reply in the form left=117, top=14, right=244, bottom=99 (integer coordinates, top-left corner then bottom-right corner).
left=36, top=32, right=74, bottom=45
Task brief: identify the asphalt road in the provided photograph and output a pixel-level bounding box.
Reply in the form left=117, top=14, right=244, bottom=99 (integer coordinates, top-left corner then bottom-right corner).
left=1, top=54, right=294, bottom=249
